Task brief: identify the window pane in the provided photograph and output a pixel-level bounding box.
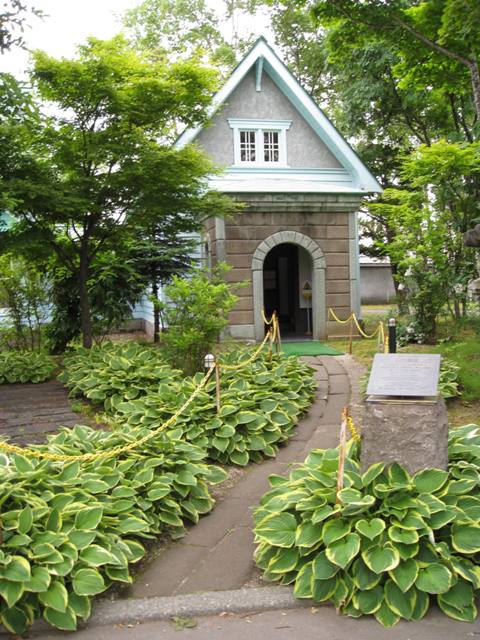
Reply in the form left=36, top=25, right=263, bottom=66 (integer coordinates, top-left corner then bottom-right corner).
left=264, top=131, right=279, bottom=162
left=240, top=130, right=256, bottom=162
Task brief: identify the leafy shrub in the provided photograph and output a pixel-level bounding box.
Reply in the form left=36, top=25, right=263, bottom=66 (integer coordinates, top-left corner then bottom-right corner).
left=253, top=424, right=480, bottom=627
left=59, top=342, right=182, bottom=412
left=0, top=425, right=226, bottom=634
left=160, top=265, right=243, bottom=375
left=46, top=254, right=147, bottom=354
left=0, top=254, right=49, bottom=351
left=438, top=359, right=461, bottom=399
left=0, top=351, right=56, bottom=384
left=112, top=351, right=317, bottom=466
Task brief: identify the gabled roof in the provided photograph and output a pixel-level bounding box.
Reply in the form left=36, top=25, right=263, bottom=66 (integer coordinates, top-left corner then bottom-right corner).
left=176, top=36, right=382, bottom=195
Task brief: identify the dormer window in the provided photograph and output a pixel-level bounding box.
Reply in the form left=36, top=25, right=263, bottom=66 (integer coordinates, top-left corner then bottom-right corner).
left=229, top=119, right=291, bottom=167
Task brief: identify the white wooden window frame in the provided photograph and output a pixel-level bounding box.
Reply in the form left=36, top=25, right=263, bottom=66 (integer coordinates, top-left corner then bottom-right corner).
left=228, top=118, right=291, bottom=167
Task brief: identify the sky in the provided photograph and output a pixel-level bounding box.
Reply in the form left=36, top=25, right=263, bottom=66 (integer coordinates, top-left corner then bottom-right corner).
left=0, top=0, right=271, bottom=78
left=0, top=0, right=140, bottom=76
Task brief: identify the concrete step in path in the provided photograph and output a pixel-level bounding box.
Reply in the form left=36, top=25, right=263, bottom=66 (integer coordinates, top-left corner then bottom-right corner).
left=125, top=355, right=350, bottom=599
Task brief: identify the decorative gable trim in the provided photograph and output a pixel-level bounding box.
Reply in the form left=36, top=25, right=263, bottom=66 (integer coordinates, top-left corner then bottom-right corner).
left=176, top=36, right=382, bottom=194
left=255, top=56, right=264, bottom=92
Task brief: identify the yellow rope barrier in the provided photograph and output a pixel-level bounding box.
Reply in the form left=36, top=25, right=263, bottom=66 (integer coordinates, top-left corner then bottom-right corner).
left=0, top=323, right=279, bottom=462
left=328, top=308, right=388, bottom=353
left=220, top=326, right=273, bottom=371
left=261, top=309, right=275, bottom=326
left=328, top=308, right=354, bottom=325
left=347, top=416, right=361, bottom=443
left=0, top=366, right=216, bottom=462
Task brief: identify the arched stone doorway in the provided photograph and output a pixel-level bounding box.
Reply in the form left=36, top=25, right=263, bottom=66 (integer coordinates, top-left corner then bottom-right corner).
left=251, top=231, right=326, bottom=341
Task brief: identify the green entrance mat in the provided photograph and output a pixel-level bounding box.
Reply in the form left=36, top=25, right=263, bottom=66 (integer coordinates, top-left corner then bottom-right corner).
left=281, top=341, right=343, bottom=356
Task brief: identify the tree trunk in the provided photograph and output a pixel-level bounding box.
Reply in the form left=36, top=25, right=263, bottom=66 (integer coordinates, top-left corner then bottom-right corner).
left=152, top=280, right=160, bottom=344
left=79, top=243, right=93, bottom=348
left=469, top=58, right=480, bottom=121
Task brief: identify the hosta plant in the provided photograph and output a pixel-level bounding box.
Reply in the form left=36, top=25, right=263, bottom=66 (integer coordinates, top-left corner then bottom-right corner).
left=59, top=342, right=182, bottom=411
left=438, top=359, right=461, bottom=399
left=112, top=352, right=317, bottom=466
left=254, top=424, right=480, bottom=627
left=0, top=425, right=226, bottom=635
left=0, top=351, right=56, bottom=384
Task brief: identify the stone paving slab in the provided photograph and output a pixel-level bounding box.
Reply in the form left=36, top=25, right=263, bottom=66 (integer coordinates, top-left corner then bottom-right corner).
left=127, top=356, right=351, bottom=600
left=0, top=380, right=99, bottom=444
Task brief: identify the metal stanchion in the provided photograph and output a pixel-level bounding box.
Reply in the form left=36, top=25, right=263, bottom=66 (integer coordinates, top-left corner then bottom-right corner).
left=204, top=353, right=220, bottom=413
left=388, top=318, right=397, bottom=354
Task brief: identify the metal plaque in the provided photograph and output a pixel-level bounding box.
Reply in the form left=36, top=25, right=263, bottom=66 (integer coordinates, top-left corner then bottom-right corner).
left=366, top=354, right=441, bottom=397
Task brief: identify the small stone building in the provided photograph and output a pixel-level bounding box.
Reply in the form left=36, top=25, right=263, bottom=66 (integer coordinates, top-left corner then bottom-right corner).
left=360, top=257, right=396, bottom=305
left=176, top=37, right=382, bottom=341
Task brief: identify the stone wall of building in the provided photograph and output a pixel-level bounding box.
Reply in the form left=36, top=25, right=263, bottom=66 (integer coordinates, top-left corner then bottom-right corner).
left=207, top=193, right=362, bottom=339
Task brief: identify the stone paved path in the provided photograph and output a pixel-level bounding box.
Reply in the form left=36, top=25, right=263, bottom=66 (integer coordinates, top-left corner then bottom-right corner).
left=126, top=355, right=350, bottom=598
left=0, top=380, right=95, bottom=444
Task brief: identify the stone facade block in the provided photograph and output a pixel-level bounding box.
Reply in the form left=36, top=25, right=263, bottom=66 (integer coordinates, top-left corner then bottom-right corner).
left=327, top=225, right=349, bottom=239
left=326, top=252, right=349, bottom=267
left=237, top=283, right=253, bottom=298
left=328, top=266, right=350, bottom=280
left=226, top=268, right=253, bottom=283
left=229, top=324, right=255, bottom=340
left=361, top=398, right=449, bottom=475
left=327, top=293, right=351, bottom=308
left=227, top=254, right=252, bottom=269
left=226, top=239, right=259, bottom=254
left=327, top=280, right=350, bottom=294
left=325, top=239, right=349, bottom=253
left=204, top=194, right=360, bottom=342
left=229, top=310, right=254, bottom=325
left=233, top=296, right=254, bottom=311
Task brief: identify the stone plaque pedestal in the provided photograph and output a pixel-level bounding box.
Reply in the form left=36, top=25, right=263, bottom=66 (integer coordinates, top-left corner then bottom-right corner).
left=360, top=397, right=448, bottom=475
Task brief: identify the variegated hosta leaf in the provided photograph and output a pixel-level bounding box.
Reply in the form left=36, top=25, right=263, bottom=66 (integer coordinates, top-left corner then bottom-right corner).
left=254, top=425, right=480, bottom=628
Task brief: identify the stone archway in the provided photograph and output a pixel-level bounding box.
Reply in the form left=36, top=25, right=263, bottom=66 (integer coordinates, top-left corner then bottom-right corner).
left=251, top=231, right=326, bottom=341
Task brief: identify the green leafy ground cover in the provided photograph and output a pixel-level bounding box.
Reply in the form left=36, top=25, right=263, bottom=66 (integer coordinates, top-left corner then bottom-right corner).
left=254, top=425, right=480, bottom=627
left=0, top=427, right=226, bottom=635
left=61, top=342, right=317, bottom=466
left=58, top=342, right=182, bottom=412
left=0, top=341, right=316, bottom=634
left=0, top=351, right=56, bottom=384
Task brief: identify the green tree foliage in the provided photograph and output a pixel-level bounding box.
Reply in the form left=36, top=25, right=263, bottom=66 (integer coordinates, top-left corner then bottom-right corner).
left=0, top=72, right=40, bottom=212
left=370, top=141, right=480, bottom=339
left=0, top=253, right=49, bottom=350
left=160, top=265, right=243, bottom=375
left=0, top=0, right=42, bottom=53
left=309, top=0, right=480, bottom=122
left=123, top=0, right=237, bottom=70
left=129, top=229, right=196, bottom=343
left=248, top=0, right=480, bottom=306
left=45, top=250, right=147, bottom=354
left=2, top=36, right=235, bottom=348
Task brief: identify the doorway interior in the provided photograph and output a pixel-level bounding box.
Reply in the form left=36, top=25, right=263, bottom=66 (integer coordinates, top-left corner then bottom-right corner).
left=263, top=243, right=313, bottom=339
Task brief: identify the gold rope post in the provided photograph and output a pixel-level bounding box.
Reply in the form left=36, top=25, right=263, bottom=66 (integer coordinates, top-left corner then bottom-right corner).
left=275, top=312, right=281, bottom=353
left=336, top=407, right=348, bottom=506
left=348, top=315, right=354, bottom=355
